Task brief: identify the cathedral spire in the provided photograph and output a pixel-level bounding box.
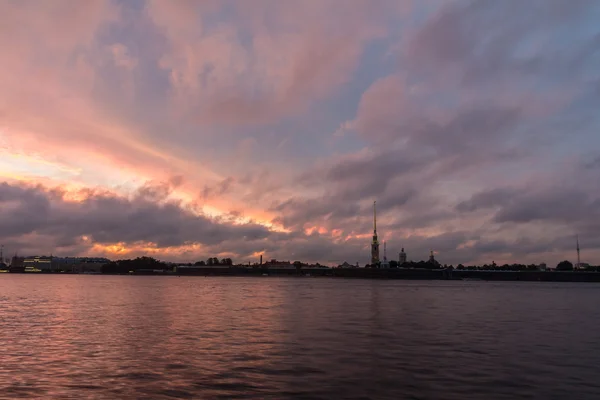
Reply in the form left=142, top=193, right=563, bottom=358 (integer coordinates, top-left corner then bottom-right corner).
left=370, top=200, right=380, bottom=266
left=373, top=200, right=377, bottom=234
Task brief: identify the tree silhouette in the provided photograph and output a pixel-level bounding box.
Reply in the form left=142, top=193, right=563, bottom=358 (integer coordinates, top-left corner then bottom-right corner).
left=556, top=260, right=573, bottom=271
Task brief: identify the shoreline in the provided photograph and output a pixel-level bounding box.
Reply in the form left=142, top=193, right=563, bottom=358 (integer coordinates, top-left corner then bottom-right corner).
left=3, top=267, right=600, bottom=282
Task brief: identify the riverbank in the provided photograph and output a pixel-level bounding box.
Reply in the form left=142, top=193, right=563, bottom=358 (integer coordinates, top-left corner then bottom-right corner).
left=144, top=267, right=600, bottom=282
left=4, top=267, right=600, bottom=282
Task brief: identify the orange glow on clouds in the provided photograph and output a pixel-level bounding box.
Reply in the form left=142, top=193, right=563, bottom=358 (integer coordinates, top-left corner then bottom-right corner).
left=304, top=226, right=329, bottom=235
left=91, top=241, right=206, bottom=259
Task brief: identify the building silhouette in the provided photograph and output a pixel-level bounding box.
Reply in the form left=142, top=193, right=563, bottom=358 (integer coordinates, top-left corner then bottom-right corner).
left=399, top=248, right=407, bottom=264
left=428, top=250, right=440, bottom=267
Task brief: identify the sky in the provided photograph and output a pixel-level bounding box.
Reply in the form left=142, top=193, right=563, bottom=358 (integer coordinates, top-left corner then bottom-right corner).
left=1, top=0, right=600, bottom=267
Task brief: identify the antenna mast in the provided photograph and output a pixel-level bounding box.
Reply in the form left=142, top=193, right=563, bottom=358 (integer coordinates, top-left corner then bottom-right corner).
left=383, top=241, right=387, bottom=261
left=577, top=235, right=581, bottom=269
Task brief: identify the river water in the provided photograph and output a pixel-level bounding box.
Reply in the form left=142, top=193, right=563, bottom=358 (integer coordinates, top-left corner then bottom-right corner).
left=1, top=276, right=599, bottom=399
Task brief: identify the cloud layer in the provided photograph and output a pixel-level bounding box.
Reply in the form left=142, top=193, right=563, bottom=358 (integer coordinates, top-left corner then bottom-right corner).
left=1, top=0, right=599, bottom=266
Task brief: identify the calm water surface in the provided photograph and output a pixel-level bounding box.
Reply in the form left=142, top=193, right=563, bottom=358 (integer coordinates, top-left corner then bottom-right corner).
left=1, top=276, right=600, bottom=399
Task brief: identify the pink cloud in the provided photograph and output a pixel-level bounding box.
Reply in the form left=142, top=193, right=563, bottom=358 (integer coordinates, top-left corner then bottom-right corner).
left=108, top=43, right=138, bottom=70
left=0, top=0, right=598, bottom=267
left=147, top=0, right=393, bottom=125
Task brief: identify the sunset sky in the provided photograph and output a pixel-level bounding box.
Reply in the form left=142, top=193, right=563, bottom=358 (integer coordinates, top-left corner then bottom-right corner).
left=1, top=0, right=599, bottom=266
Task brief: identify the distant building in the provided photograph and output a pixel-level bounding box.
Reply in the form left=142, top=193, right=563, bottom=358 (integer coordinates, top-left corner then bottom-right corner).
left=304, top=264, right=330, bottom=269
left=399, top=248, right=407, bottom=264
left=428, top=250, right=440, bottom=267
left=10, top=256, right=24, bottom=269
left=264, top=259, right=295, bottom=269
left=52, top=257, right=110, bottom=265
left=177, top=265, right=228, bottom=270
left=338, top=261, right=356, bottom=269
left=23, top=256, right=53, bottom=271
left=67, top=258, right=110, bottom=274
left=22, top=256, right=110, bottom=273
left=539, top=263, right=547, bottom=271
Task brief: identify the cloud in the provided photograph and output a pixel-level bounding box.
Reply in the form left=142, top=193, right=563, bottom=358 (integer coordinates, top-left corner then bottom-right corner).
left=109, top=43, right=138, bottom=70
left=405, top=0, right=599, bottom=87
left=202, top=176, right=236, bottom=200
left=0, top=181, right=273, bottom=257
left=493, top=188, right=600, bottom=226
left=455, top=188, right=520, bottom=213
left=146, top=0, right=394, bottom=125
left=1, top=0, right=600, bottom=268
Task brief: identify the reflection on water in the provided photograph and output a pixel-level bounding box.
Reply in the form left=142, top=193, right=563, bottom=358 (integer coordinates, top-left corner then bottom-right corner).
left=1, top=276, right=600, bottom=399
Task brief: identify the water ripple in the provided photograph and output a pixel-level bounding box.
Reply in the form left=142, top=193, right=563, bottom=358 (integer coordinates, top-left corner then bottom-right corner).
left=1, top=276, right=600, bottom=399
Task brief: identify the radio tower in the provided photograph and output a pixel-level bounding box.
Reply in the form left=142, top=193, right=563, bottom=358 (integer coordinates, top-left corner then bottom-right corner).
left=383, top=241, right=387, bottom=263
left=576, top=235, right=581, bottom=270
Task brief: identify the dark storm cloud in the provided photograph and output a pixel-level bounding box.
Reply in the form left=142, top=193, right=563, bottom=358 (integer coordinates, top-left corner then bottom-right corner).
left=0, top=182, right=52, bottom=235
left=454, top=160, right=600, bottom=227
left=455, top=188, right=519, bottom=213
left=493, top=189, right=600, bottom=225
left=0, top=181, right=272, bottom=251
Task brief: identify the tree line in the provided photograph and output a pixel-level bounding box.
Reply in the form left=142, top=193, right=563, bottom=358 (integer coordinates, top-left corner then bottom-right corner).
left=101, top=256, right=234, bottom=274
left=100, top=257, right=596, bottom=274
left=363, top=260, right=598, bottom=271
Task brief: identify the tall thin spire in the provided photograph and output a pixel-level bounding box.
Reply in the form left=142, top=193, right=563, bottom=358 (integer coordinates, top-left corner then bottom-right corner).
left=370, top=200, right=380, bottom=266
left=383, top=241, right=387, bottom=261
left=577, top=235, right=581, bottom=269
left=373, top=200, right=377, bottom=233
